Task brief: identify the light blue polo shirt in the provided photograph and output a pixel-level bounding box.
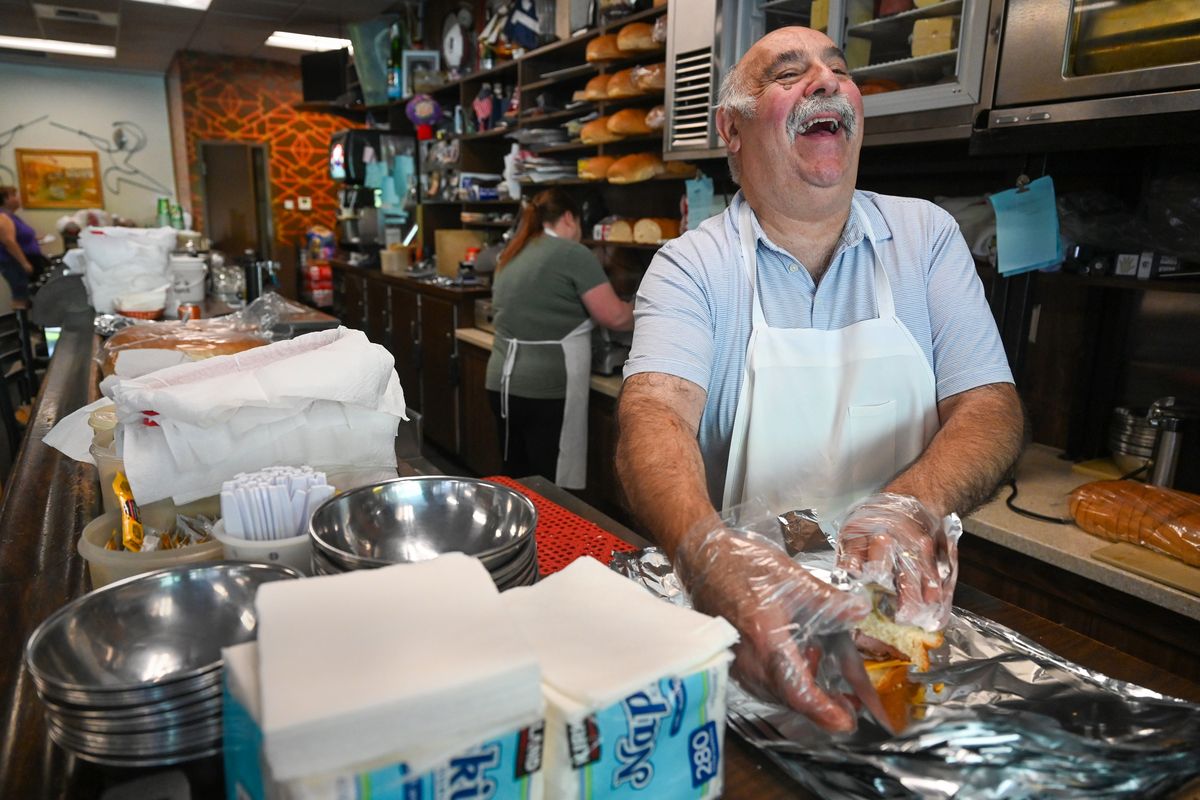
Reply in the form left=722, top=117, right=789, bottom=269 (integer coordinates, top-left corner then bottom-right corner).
left=624, top=190, right=1014, bottom=506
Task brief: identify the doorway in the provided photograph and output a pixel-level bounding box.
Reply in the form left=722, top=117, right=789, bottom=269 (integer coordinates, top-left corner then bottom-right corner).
left=199, top=142, right=273, bottom=259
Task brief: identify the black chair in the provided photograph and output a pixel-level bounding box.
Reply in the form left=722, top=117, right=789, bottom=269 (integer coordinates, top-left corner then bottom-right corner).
left=0, top=312, right=35, bottom=456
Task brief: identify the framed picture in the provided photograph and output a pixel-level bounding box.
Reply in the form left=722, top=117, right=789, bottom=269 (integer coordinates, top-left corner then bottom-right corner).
left=15, top=148, right=104, bottom=209
left=401, top=50, right=441, bottom=96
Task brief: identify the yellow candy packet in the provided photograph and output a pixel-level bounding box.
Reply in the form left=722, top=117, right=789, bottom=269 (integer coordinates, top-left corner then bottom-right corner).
left=112, top=472, right=145, bottom=552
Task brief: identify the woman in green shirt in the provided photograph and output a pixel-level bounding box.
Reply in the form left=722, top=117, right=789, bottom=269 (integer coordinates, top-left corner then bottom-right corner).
left=486, top=189, right=633, bottom=488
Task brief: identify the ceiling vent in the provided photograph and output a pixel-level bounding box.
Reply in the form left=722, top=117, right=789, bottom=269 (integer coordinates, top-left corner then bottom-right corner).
left=32, top=4, right=120, bottom=27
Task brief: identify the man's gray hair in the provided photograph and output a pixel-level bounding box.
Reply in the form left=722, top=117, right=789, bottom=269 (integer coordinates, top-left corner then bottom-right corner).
left=716, top=62, right=755, bottom=184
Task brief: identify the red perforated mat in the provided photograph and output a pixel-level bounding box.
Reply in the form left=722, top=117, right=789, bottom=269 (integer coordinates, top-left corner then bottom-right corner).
left=485, top=476, right=638, bottom=576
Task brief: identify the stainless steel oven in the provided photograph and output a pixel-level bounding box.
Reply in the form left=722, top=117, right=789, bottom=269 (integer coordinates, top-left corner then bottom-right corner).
left=989, top=0, right=1200, bottom=129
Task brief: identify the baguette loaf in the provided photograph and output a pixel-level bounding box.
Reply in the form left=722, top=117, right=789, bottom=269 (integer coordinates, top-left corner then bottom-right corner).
left=580, top=116, right=625, bottom=144
left=633, top=217, right=679, bottom=244
left=606, top=67, right=643, bottom=98
left=617, top=22, right=660, bottom=52
left=578, top=156, right=617, bottom=181
left=606, top=107, right=652, bottom=135
left=607, top=152, right=665, bottom=184
left=1069, top=479, right=1200, bottom=567
left=586, top=34, right=622, bottom=62
left=609, top=219, right=634, bottom=243
left=582, top=74, right=611, bottom=100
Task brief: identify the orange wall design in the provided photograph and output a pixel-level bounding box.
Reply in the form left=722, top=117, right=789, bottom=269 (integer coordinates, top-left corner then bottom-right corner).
left=168, top=51, right=349, bottom=250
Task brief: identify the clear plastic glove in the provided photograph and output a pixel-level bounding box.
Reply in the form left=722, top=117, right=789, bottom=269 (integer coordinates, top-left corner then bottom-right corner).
left=675, top=518, right=872, bottom=732
left=835, top=493, right=960, bottom=633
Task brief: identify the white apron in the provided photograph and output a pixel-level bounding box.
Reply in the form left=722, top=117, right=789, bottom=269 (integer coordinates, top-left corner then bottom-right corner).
left=498, top=317, right=594, bottom=490
left=721, top=199, right=940, bottom=531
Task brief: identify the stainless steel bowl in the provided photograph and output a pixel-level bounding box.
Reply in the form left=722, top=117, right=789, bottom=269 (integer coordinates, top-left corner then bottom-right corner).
left=309, top=477, right=538, bottom=571
left=26, top=562, right=300, bottom=694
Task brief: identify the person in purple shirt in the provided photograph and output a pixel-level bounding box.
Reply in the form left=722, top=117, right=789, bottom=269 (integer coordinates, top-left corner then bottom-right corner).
left=0, top=185, right=42, bottom=309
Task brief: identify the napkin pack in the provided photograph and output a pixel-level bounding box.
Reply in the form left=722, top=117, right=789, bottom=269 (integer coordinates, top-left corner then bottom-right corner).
left=501, top=557, right=740, bottom=800
left=223, top=642, right=545, bottom=800
left=224, top=554, right=545, bottom=799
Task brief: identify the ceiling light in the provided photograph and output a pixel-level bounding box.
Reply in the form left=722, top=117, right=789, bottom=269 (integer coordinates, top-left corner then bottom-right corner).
left=265, top=31, right=352, bottom=53
left=126, top=0, right=212, bottom=9
left=0, top=35, right=115, bottom=58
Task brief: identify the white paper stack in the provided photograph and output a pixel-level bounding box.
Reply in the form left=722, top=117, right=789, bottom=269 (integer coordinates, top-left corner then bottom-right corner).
left=254, top=554, right=543, bottom=783
left=501, top=557, right=740, bottom=799
left=99, top=326, right=407, bottom=505
left=77, top=226, right=177, bottom=313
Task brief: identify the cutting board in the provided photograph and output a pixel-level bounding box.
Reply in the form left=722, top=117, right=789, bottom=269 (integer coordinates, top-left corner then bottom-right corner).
left=1092, top=542, right=1200, bottom=597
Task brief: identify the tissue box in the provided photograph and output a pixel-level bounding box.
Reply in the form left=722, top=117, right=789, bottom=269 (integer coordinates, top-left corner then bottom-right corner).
left=223, top=647, right=546, bottom=800
left=543, top=654, right=733, bottom=800
left=912, top=17, right=959, bottom=58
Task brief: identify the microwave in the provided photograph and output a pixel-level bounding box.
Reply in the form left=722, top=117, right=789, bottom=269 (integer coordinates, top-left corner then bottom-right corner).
left=987, top=0, right=1200, bottom=130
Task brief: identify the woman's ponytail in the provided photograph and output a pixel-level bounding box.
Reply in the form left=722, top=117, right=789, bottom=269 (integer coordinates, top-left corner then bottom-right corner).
left=496, top=188, right=581, bottom=273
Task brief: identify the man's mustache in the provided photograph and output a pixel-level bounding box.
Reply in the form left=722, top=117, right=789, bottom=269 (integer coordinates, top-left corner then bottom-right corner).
left=785, top=95, right=857, bottom=141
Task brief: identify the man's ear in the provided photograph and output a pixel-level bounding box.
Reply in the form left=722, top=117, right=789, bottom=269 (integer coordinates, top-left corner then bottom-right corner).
left=716, top=107, right=741, bottom=154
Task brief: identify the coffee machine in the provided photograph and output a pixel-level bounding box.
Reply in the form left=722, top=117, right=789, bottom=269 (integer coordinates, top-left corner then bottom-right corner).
left=336, top=185, right=381, bottom=252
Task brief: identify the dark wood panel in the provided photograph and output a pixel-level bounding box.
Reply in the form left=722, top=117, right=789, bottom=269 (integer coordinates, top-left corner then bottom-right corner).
left=334, top=271, right=366, bottom=332
left=459, top=343, right=503, bottom=476
left=389, top=287, right=422, bottom=414
left=420, top=295, right=459, bottom=453
left=958, top=533, right=1200, bottom=684
left=578, top=391, right=629, bottom=520
left=364, top=278, right=389, bottom=346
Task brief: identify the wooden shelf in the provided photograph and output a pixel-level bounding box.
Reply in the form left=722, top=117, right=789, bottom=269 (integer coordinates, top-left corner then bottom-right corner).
left=851, top=49, right=959, bottom=84
left=582, top=239, right=664, bottom=251
left=531, top=131, right=663, bottom=154
left=523, top=65, right=599, bottom=93
left=847, top=0, right=963, bottom=40
left=597, top=4, right=668, bottom=34
left=456, top=127, right=515, bottom=141
left=519, top=105, right=594, bottom=125
left=461, top=219, right=515, bottom=228
left=1040, top=270, right=1200, bottom=294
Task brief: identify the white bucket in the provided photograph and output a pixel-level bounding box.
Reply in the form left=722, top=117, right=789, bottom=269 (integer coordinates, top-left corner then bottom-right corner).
left=169, top=255, right=207, bottom=303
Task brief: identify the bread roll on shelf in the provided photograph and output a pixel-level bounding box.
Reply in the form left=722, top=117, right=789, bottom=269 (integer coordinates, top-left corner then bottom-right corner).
left=631, top=62, right=666, bottom=91
left=645, top=104, right=666, bottom=130
left=605, top=68, right=643, bottom=98
left=609, top=219, right=634, bottom=243
left=582, top=74, right=611, bottom=100
left=580, top=116, right=625, bottom=144
left=607, top=152, right=665, bottom=184
left=578, top=156, right=617, bottom=181
left=586, top=34, right=622, bottom=62
left=633, top=217, right=680, bottom=244
left=617, top=22, right=661, bottom=52
left=606, top=107, right=653, bottom=135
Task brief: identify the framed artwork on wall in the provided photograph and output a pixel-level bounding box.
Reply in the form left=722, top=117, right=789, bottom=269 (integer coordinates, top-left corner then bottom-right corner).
left=15, top=148, right=104, bottom=209
left=401, top=50, right=441, bottom=96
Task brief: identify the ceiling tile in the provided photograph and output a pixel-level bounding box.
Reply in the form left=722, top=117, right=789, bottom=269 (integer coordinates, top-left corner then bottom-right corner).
left=206, top=0, right=298, bottom=20
left=38, top=18, right=119, bottom=44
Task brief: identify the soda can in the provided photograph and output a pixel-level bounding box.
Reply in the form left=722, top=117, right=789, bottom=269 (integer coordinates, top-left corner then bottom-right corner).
left=178, top=303, right=202, bottom=322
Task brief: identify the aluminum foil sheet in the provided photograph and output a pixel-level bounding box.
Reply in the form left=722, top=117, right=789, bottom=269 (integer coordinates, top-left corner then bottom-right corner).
left=611, top=548, right=1200, bottom=799
left=93, top=313, right=139, bottom=337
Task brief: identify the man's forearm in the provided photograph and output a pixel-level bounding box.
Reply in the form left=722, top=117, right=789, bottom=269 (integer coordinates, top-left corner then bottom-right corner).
left=616, top=390, right=719, bottom=560
left=886, top=382, right=1024, bottom=519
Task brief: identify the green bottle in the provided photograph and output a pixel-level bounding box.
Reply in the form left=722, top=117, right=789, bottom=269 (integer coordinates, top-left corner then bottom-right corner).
left=387, top=22, right=404, bottom=100
left=170, top=204, right=184, bottom=230
left=156, top=197, right=171, bottom=228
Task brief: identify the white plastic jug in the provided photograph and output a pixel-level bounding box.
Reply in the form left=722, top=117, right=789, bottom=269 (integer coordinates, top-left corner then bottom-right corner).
left=169, top=254, right=207, bottom=303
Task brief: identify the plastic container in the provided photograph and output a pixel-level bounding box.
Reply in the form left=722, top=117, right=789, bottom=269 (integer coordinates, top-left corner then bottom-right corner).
left=90, top=442, right=125, bottom=515
left=211, top=520, right=312, bottom=576
left=169, top=254, right=207, bottom=303
left=78, top=511, right=224, bottom=588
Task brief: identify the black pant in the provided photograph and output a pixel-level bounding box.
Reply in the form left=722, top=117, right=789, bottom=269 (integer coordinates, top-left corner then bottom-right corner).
left=487, top=391, right=565, bottom=482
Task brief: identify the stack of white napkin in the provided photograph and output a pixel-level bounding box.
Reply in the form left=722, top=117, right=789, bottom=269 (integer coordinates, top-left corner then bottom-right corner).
left=77, top=226, right=177, bottom=313
left=501, top=557, right=740, bottom=799
left=102, top=326, right=406, bottom=504
left=253, top=554, right=543, bottom=783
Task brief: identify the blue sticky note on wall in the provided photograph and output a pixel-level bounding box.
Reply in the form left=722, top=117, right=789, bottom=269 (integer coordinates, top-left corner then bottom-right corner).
left=686, top=175, right=715, bottom=232
left=988, top=176, right=1062, bottom=276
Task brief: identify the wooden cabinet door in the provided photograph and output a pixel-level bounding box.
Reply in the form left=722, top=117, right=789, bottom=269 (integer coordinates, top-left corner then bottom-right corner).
left=365, top=278, right=389, bottom=346
left=337, top=272, right=366, bottom=331
left=420, top=295, right=459, bottom=453
left=389, top=287, right=422, bottom=413
left=460, top=343, right=503, bottom=476
left=584, top=392, right=629, bottom=516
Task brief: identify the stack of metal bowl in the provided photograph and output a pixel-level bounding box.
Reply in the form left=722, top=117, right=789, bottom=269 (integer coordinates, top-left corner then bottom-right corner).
left=309, top=476, right=539, bottom=590
left=24, top=562, right=299, bottom=767
left=1109, top=406, right=1158, bottom=473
